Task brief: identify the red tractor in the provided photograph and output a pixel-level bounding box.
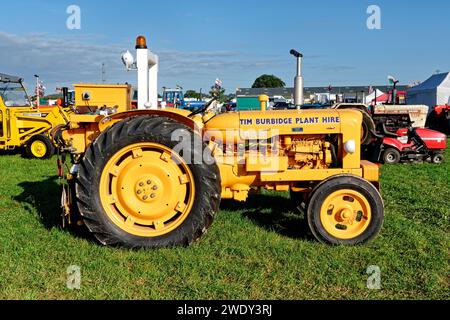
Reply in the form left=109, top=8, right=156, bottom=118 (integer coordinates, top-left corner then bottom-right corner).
left=433, top=104, right=450, bottom=131
left=380, top=124, right=446, bottom=164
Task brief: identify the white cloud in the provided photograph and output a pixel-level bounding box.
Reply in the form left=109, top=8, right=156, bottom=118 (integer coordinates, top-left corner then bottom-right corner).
left=0, top=32, right=281, bottom=92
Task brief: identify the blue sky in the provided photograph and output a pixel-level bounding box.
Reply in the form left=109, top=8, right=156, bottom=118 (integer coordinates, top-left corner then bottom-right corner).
left=0, top=0, right=449, bottom=94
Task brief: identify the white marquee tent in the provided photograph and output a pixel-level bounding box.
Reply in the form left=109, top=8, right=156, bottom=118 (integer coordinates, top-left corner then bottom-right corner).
left=364, top=89, right=385, bottom=104
left=407, top=72, right=450, bottom=111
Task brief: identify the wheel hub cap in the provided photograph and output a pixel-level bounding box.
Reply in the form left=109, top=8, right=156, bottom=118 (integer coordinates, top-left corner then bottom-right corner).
left=320, top=190, right=372, bottom=239
left=134, top=176, right=161, bottom=203
left=31, top=141, right=47, bottom=158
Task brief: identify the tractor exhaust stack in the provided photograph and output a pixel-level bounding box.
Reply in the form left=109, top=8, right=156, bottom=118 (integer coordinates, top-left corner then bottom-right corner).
left=290, top=49, right=304, bottom=107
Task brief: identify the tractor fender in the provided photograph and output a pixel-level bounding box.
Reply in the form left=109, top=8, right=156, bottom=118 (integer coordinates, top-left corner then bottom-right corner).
left=382, top=137, right=404, bottom=151
left=98, top=109, right=203, bottom=133
left=332, top=104, right=375, bottom=145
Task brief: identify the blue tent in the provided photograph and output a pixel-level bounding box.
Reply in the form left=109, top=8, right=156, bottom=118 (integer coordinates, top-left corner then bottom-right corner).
left=407, top=73, right=450, bottom=111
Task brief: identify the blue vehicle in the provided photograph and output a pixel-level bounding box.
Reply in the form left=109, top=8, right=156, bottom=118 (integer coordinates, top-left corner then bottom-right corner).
left=161, top=88, right=206, bottom=111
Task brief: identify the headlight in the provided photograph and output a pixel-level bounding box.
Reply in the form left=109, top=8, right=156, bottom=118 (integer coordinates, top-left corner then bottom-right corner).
left=344, top=140, right=356, bottom=154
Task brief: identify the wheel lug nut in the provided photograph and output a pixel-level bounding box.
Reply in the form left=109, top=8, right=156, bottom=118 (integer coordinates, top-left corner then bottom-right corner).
left=137, top=190, right=142, bottom=195
left=150, top=193, right=156, bottom=198
left=143, top=195, right=148, bottom=200
left=147, top=180, right=152, bottom=185
left=139, top=182, right=144, bottom=187
left=153, top=185, right=158, bottom=190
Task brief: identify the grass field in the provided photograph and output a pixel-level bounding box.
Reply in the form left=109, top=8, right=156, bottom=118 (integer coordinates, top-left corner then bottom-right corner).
left=0, top=143, right=449, bottom=300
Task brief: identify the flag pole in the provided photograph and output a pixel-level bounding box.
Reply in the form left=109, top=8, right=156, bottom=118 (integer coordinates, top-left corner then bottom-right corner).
left=34, top=75, right=40, bottom=109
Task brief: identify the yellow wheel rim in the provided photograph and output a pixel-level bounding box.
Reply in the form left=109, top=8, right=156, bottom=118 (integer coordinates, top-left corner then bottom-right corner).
left=30, top=140, right=47, bottom=158
left=320, top=189, right=372, bottom=240
left=99, top=143, right=196, bottom=237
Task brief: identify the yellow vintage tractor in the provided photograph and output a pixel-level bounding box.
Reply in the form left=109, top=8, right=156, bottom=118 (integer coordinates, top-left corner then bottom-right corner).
left=55, top=36, right=384, bottom=248
left=0, top=73, right=70, bottom=159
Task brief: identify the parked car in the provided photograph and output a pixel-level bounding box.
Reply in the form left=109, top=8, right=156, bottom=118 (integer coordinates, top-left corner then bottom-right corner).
left=221, top=102, right=237, bottom=113
left=301, top=103, right=332, bottom=110
left=272, top=101, right=296, bottom=110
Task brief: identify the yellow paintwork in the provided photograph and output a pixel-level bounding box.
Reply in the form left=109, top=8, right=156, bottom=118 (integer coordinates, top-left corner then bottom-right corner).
left=0, top=97, right=70, bottom=152
left=97, top=108, right=203, bottom=132
left=360, top=160, right=380, bottom=182
left=61, top=104, right=378, bottom=204
left=74, top=84, right=131, bottom=113
left=99, top=142, right=195, bottom=237
left=62, top=108, right=204, bottom=155
left=205, top=109, right=361, bottom=169
left=320, top=189, right=372, bottom=239
left=258, top=94, right=269, bottom=111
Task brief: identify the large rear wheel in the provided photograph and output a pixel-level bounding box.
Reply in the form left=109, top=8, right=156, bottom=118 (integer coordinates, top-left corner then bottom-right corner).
left=75, top=116, right=221, bottom=248
left=307, top=175, right=384, bottom=245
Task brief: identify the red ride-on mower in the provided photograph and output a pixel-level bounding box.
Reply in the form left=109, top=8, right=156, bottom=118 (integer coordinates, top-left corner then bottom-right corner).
left=380, top=124, right=446, bottom=164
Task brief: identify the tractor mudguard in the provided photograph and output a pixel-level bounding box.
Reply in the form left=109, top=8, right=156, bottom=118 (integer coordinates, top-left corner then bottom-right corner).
left=97, top=109, right=203, bottom=133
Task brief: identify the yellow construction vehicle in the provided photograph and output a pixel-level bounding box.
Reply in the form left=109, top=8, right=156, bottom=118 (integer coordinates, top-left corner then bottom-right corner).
left=72, top=83, right=132, bottom=114
left=55, top=36, right=384, bottom=248
left=0, top=73, right=71, bottom=159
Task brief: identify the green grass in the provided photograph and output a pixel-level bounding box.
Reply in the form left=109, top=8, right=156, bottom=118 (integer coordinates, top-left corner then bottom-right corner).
left=0, top=143, right=449, bottom=300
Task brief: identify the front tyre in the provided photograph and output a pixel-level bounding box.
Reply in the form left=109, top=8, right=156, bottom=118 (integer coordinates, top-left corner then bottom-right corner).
left=25, top=134, right=55, bottom=159
left=432, top=153, right=444, bottom=164
left=307, top=175, right=384, bottom=245
left=75, top=116, right=221, bottom=249
left=382, top=148, right=401, bottom=164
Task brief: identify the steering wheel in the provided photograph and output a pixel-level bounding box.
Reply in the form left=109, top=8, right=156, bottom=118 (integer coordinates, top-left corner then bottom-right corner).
left=188, top=96, right=218, bottom=118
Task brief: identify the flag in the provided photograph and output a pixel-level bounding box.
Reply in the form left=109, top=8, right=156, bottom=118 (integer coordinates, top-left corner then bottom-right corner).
left=388, top=75, right=397, bottom=85
left=35, top=80, right=46, bottom=96
left=214, top=78, right=222, bottom=89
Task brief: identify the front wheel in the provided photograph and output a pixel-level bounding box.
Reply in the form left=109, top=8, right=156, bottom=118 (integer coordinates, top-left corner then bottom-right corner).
left=25, top=134, right=55, bottom=159
left=432, top=153, right=444, bottom=164
left=75, top=115, right=221, bottom=249
left=382, top=148, right=401, bottom=164
left=307, top=175, right=384, bottom=245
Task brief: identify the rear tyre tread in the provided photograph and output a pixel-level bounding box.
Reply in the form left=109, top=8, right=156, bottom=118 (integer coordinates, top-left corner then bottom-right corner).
left=75, top=115, right=221, bottom=249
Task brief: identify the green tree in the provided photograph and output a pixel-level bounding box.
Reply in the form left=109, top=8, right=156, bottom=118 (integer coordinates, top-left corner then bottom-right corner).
left=44, top=93, right=63, bottom=100
left=252, top=74, right=285, bottom=88
left=209, top=87, right=227, bottom=103
left=184, top=90, right=201, bottom=100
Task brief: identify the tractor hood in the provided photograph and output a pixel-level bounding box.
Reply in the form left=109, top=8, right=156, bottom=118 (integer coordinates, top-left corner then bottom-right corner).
left=205, top=109, right=361, bottom=141
left=416, top=128, right=447, bottom=150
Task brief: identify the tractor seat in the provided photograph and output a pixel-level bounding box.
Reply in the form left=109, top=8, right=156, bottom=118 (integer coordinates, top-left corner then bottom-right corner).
left=378, top=123, right=399, bottom=138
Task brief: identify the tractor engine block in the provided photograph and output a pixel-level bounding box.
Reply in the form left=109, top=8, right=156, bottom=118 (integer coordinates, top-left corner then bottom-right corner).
left=283, top=136, right=333, bottom=170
